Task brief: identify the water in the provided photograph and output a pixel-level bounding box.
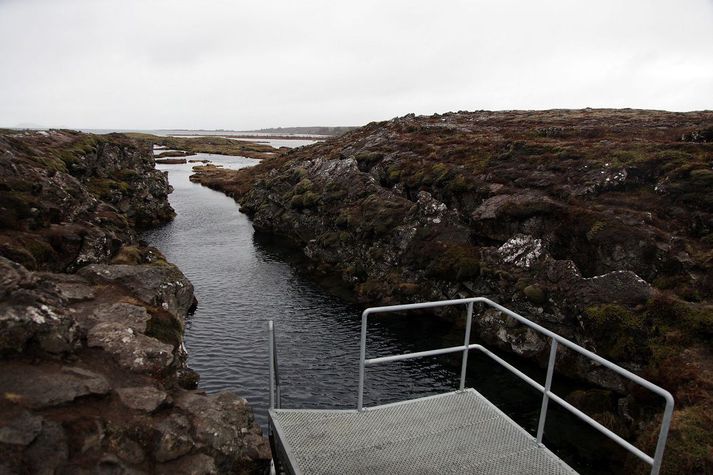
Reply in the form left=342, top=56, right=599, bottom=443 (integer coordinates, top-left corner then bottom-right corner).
left=143, top=148, right=631, bottom=474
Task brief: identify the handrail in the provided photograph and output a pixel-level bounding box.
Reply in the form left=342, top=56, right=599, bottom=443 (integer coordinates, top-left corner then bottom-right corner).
left=356, top=297, right=674, bottom=475
left=268, top=320, right=281, bottom=409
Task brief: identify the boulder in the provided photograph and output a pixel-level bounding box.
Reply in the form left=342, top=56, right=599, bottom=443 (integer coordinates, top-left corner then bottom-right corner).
left=88, top=322, right=174, bottom=374
left=116, top=386, right=168, bottom=413
left=0, top=364, right=110, bottom=409
left=78, top=264, right=194, bottom=320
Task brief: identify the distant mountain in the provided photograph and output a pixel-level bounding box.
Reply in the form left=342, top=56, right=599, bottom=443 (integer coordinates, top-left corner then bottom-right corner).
left=241, top=126, right=357, bottom=136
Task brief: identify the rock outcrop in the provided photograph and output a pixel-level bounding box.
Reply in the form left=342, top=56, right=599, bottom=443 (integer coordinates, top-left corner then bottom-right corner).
left=191, top=109, right=713, bottom=474
left=0, top=130, right=270, bottom=474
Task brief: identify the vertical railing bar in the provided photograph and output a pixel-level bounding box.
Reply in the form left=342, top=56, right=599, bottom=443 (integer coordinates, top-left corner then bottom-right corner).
left=536, top=337, right=558, bottom=444
left=459, top=302, right=474, bottom=390
left=273, top=325, right=281, bottom=409
left=357, top=310, right=369, bottom=411
left=268, top=320, right=275, bottom=410
left=650, top=395, right=675, bottom=475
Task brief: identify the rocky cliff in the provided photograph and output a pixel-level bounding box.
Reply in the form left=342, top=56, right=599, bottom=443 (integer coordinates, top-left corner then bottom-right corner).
left=192, top=109, right=713, bottom=474
left=0, top=130, right=269, bottom=474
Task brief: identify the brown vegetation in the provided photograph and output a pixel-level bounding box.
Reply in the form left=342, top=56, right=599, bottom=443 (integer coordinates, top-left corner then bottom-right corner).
left=190, top=109, right=713, bottom=473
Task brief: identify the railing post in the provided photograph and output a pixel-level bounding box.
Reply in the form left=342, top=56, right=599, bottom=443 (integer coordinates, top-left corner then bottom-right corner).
left=650, top=394, right=675, bottom=475
left=268, top=320, right=275, bottom=410
left=357, top=310, right=368, bottom=411
left=536, top=337, right=558, bottom=444
left=459, top=302, right=474, bottom=390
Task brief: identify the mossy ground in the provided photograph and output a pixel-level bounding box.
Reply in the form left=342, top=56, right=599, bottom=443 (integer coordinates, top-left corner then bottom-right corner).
left=186, top=110, right=713, bottom=472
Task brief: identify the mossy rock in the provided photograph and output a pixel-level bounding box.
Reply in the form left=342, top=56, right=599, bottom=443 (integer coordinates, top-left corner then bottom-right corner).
left=523, top=285, right=546, bottom=305
left=650, top=404, right=713, bottom=475
left=145, top=309, right=183, bottom=346
left=294, top=178, right=314, bottom=194
left=583, top=304, right=650, bottom=362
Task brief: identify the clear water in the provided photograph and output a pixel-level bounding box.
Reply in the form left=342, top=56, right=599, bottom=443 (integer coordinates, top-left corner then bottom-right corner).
left=143, top=151, right=631, bottom=474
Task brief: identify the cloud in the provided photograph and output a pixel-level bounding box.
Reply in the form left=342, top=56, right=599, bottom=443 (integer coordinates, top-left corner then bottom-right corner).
left=0, top=0, right=711, bottom=129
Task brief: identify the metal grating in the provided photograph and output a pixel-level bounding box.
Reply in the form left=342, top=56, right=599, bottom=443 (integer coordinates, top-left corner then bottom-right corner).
left=269, top=389, right=578, bottom=474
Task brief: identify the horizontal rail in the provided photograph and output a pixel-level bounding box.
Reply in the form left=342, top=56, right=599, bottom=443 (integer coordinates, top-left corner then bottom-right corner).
left=475, top=344, right=545, bottom=393
left=365, top=344, right=477, bottom=366
left=548, top=391, right=653, bottom=465
left=364, top=342, right=653, bottom=464
left=357, top=297, right=674, bottom=475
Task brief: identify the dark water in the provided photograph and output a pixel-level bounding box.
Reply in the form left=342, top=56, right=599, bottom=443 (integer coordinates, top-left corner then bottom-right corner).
left=144, top=150, right=631, bottom=474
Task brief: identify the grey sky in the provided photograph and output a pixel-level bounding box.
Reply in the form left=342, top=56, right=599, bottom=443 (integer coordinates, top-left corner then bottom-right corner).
left=1, top=0, right=712, bottom=130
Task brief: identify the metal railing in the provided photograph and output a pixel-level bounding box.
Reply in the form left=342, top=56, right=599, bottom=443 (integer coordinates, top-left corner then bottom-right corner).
left=268, top=320, right=281, bottom=409
left=355, top=297, right=675, bottom=475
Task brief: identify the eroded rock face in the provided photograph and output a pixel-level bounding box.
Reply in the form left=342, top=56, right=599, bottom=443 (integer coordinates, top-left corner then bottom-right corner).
left=79, top=263, right=195, bottom=321
left=0, top=131, right=270, bottom=474
left=0, top=257, right=270, bottom=474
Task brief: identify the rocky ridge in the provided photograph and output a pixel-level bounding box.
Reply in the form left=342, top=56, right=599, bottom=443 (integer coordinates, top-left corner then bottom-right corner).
left=191, top=109, right=713, bottom=474
left=0, top=130, right=269, bottom=474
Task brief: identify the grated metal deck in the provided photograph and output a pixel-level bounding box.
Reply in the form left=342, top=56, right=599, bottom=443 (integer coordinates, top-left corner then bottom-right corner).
left=269, top=389, right=579, bottom=474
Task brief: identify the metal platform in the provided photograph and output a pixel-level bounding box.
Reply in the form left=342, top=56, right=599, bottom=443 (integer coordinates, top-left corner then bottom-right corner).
left=267, top=297, right=674, bottom=475
left=269, top=389, right=578, bottom=475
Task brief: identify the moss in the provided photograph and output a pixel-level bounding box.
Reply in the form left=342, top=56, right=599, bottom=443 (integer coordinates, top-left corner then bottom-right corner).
left=110, top=245, right=143, bottom=265
left=289, top=194, right=304, bottom=209
left=645, top=296, right=713, bottom=342
left=145, top=310, right=183, bottom=347
left=387, top=166, right=401, bottom=183
left=586, top=221, right=606, bottom=241
left=292, top=167, right=308, bottom=181
left=523, top=285, right=546, bottom=305
left=301, top=191, right=319, bottom=208
left=290, top=191, right=319, bottom=209
left=23, top=238, right=54, bottom=263
left=354, top=151, right=383, bottom=168
left=583, top=304, right=651, bottom=362
left=86, top=178, right=129, bottom=201
left=645, top=404, right=713, bottom=475
left=3, top=191, right=39, bottom=218
left=414, top=241, right=480, bottom=281
left=397, top=282, right=421, bottom=296
left=294, top=178, right=314, bottom=194
left=689, top=168, right=713, bottom=186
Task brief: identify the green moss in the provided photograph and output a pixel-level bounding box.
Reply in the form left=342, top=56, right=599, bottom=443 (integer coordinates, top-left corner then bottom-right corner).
left=302, top=191, right=319, bottom=208
left=655, top=404, right=713, bottom=475
left=86, top=178, right=129, bottom=201
left=294, top=178, right=314, bottom=194
left=145, top=312, right=183, bottom=346
left=645, top=296, right=713, bottom=341
left=523, top=285, right=546, bottom=305
left=387, top=165, right=401, bottom=182
left=414, top=241, right=480, bottom=281
left=354, top=151, right=383, bottom=166
left=689, top=168, right=713, bottom=186
left=23, top=238, right=54, bottom=263
left=290, top=194, right=304, bottom=209
left=290, top=191, right=319, bottom=209
left=586, top=221, right=606, bottom=241
left=292, top=167, right=308, bottom=181
left=583, top=304, right=650, bottom=362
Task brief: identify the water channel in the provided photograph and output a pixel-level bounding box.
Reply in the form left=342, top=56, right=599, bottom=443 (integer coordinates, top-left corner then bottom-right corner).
left=144, top=143, right=629, bottom=474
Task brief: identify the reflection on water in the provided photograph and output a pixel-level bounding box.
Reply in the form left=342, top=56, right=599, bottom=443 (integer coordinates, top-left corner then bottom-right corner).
left=143, top=151, right=628, bottom=474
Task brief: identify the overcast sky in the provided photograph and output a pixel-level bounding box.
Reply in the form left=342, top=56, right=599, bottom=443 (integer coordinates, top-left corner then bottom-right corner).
left=1, top=0, right=712, bottom=130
